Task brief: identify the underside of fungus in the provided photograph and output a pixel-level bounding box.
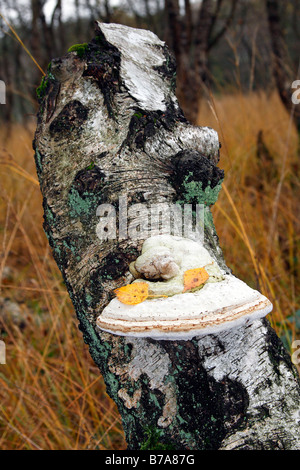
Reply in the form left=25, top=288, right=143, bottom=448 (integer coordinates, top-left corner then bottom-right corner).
left=96, top=235, right=273, bottom=340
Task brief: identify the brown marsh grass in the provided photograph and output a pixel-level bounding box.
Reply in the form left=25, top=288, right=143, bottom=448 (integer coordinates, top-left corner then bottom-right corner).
left=203, top=91, right=300, bottom=346
left=0, top=90, right=299, bottom=449
left=0, top=125, right=126, bottom=450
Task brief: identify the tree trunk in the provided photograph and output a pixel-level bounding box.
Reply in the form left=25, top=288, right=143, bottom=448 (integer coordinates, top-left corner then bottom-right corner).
left=164, top=0, right=182, bottom=68
left=33, top=23, right=300, bottom=450
left=164, top=0, right=196, bottom=123
left=31, top=0, right=41, bottom=66
left=164, top=0, right=238, bottom=124
left=265, top=0, right=300, bottom=132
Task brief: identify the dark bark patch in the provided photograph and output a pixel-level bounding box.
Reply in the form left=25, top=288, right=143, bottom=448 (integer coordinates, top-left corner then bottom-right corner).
left=140, top=426, right=175, bottom=450
left=68, top=166, right=106, bottom=222
left=163, top=340, right=249, bottom=449
left=46, top=80, right=61, bottom=123
left=171, top=149, right=224, bottom=192
left=124, top=102, right=186, bottom=150
left=36, top=63, right=60, bottom=125
left=98, top=252, right=129, bottom=282
left=140, top=379, right=165, bottom=417
left=72, top=165, right=106, bottom=197
left=83, top=33, right=121, bottom=119
left=153, top=45, right=177, bottom=94
left=126, top=110, right=161, bottom=149
left=42, top=197, right=61, bottom=264
left=49, top=100, right=88, bottom=138
left=98, top=246, right=139, bottom=282
left=128, top=191, right=146, bottom=205
left=84, top=284, right=104, bottom=312
left=96, top=151, right=109, bottom=160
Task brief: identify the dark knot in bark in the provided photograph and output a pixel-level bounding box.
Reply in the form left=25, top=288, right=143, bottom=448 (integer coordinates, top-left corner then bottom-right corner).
left=171, top=149, right=224, bottom=192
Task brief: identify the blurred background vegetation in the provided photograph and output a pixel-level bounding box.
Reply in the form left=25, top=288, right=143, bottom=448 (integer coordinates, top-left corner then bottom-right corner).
left=1, top=0, right=300, bottom=125
left=0, top=0, right=299, bottom=450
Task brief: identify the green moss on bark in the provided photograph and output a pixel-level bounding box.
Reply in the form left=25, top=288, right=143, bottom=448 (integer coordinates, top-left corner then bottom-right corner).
left=68, top=43, right=88, bottom=58
left=140, top=427, right=175, bottom=450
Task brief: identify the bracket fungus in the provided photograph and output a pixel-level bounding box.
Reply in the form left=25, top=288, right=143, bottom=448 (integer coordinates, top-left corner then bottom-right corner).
left=96, top=235, right=273, bottom=340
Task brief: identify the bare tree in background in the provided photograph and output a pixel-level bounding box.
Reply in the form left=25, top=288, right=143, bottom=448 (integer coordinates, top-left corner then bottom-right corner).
left=2, top=0, right=300, bottom=125
left=0, top=25, right=13, bottom=125
left=31, top=0, right=53, bottom=69
left=0, top=0, right=119, bottom=122
left=164, top=0, right=238, bottom=123
left=265, top=0, right=300, bottom=132
left=51, top=0, right=65, bottom=57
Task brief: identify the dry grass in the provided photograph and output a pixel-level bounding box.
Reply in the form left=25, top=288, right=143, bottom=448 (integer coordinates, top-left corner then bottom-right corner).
left=200, top=91, right=300, bottom=348
left=0, top=125, right=126, bottom=450
left=0, top=90, right=299, bottom=449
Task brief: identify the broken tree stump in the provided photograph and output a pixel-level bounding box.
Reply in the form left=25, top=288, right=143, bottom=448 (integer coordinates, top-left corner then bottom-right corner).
left=33, top=22, right=300, bottom=450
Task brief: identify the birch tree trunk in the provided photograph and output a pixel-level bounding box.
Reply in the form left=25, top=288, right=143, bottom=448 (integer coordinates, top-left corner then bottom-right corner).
left=33, top=22, right=300, bottom=450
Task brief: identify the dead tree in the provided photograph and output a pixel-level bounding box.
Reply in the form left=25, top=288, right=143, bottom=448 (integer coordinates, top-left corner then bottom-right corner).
left=33, top=23, right=300, bottom=450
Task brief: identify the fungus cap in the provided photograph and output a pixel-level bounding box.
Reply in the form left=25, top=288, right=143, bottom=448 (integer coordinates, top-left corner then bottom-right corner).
left=96, top=235, right=273, bottom=340
left=96, top=274, right=272, bottom=340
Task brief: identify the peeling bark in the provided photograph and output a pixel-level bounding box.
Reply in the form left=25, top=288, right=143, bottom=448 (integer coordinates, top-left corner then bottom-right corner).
left=33, top=23, right=300, bottom=450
